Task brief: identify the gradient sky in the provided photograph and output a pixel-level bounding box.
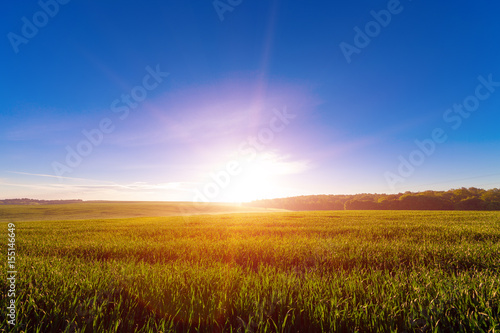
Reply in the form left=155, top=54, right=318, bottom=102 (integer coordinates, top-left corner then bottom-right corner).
left=1, top=0, right=500, bottom=202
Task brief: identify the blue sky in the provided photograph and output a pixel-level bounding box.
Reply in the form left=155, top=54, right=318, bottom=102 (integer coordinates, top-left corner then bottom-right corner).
left=1, top=0, right=500, bottom=202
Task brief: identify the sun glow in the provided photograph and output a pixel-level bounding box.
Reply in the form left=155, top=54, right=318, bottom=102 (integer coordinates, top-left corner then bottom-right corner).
left=223, top=164, right=276, bottom=203
left=217, top=153, right=308, bottom=203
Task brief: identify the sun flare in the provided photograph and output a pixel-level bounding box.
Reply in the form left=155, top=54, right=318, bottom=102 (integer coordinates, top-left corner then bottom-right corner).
left=224, top=168, right=274, bottom=203
left=219, top=153, right=305, bottom=203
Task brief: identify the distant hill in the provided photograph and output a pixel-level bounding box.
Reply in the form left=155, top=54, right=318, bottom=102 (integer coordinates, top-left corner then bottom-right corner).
left=245, top=187, right=500, bottom=211
left=0, top=198, right=83, bottom=205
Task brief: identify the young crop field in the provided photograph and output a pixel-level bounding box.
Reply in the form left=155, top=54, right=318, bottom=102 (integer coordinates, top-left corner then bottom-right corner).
left=1, top=206, right=499, bottom=332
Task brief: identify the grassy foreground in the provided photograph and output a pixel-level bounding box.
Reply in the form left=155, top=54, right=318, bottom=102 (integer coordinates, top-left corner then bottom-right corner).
left=1, top=208, right=499, bottom=332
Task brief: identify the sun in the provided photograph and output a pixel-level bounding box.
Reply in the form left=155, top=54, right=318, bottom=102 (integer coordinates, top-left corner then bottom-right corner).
left=221, top=161, right=279, bottom=203
left=203, top=151, right=306, bottom=203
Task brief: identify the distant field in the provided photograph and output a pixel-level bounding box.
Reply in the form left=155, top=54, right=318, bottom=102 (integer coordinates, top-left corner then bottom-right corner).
left=1, top=208, right=499, bottom=332
left=0, top=201, right=286, bottom=222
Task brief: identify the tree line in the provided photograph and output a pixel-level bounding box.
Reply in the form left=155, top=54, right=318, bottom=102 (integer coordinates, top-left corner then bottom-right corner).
left=0, top=198, right=83, bottom=205
left=245, top=188, right=500, bottom=211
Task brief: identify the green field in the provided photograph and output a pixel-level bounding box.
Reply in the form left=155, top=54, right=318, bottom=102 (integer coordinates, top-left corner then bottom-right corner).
left=0, top=202, right=285, bottom=222
left=1, top=204, right=499, bottom=332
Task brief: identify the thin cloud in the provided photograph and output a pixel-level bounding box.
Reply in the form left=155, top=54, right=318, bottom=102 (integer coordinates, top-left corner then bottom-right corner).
left=1, top=176, right=196, bottom=194
left=6, top=171, right=116, bottom=184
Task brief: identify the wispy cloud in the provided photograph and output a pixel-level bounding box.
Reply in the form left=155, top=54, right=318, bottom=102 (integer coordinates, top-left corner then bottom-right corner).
left=1, top=171, right=197, bottom=200
left=105, top=74, right=323, bottom=149
left=6, top=171, right=116, bottom=183
left=250, top=152, right=311, bottom=176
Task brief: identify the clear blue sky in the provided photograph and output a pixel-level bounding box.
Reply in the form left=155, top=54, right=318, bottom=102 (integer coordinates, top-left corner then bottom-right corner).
left=1, top=0, right=500, bottom=202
